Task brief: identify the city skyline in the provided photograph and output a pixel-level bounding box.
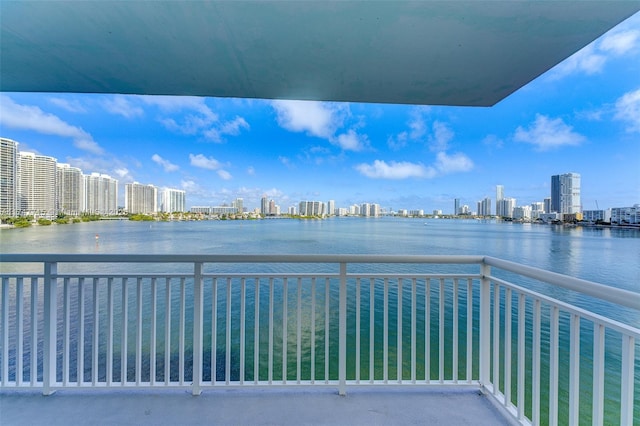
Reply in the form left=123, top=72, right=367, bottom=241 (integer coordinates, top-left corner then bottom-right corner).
left=1, top=135, right=637, bottom=223
left=0, top=13, right=639, bottom=212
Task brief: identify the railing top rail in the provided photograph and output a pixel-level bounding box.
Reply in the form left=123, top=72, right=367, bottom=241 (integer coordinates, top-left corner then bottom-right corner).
left=0, top=253, right=485, bottom=264
left=2, top=253, right=638, bottom=311
left=484, top=256, right=640, bottom=311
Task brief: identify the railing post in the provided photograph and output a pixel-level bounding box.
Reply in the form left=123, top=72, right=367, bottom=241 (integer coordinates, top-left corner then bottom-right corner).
left=479, top=261, right=491, bottom=390
left=338, top=262, right=347, bottom=396
left=192, top=262, right=204, bottom=396
left=43, top=262, right=57, bottom=395
left=620, top=335, right=634, bottom=426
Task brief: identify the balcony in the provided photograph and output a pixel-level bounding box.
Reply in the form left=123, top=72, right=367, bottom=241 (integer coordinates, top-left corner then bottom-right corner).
left=1, top=254, right=639, bottom=425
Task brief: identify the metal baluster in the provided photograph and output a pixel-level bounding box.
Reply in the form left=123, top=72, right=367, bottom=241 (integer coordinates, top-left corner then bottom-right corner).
left=568, top=313, right=580, bottom=424
left=411, top=278, right=416, bottom=384
left=43, top=264, right=57, bottom=394
left=397, top=278, right=403, bottom=384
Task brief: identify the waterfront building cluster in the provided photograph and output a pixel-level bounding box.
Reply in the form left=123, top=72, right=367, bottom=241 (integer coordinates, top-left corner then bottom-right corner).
left=460, top=174, right=582, bottom=222
left=0, top=138, right=185, bottom=218
left=2, top=137, right=637, bottom=225
left=191, top=198, right=247, bottom=217
left=473, top=177, right=569, bottom=222
left=254, top=197, right=383, bottom=218
left=461, top=174, right=638, bottom=225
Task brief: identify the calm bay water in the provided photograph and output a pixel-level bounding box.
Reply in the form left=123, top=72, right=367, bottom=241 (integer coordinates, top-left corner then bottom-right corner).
left=2, top=216, right=638, bottom=294
left=1, top=217, right=639, bottom=423
left=2, top=217, right=639, bottom=328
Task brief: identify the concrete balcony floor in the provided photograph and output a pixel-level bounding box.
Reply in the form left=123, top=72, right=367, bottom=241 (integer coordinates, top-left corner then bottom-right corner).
left=0, top=387, right=514, bottom=426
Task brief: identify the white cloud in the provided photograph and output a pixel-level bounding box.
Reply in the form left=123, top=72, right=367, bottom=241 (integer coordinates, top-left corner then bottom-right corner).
left=387, top=106, right=430, bottom=150
left=162, top=113, right=216, bottom=136
left=272, top=100, right=369, bottom=154
left=554, top=45, right=606, bottom=76
left=356, top=148, right=474, bottom=180
left=65, top=156, right=133, bottom=182
left=217, top=170, right=232, bottom=180
left=102, top=95, right=144, bottom=119
left=140, top=95, right=248, bottom=142
left=355, top=160, right=435, bottom=179
left=514, top=114, right=585, bottom=150
left=429, top=121, right=454, bottom=152
left=151, top=154, right=179, bottom=172
left=614, top=88, right=640, bottom=132
left=600, top=29, right=640, bottom=56
left=434, top=152, right=474, bottom=174
left=272, top=100, right=346, bottom=139
left=575, top=109, right=604, bottom=122
left=189, top=153, right=221, bottom=170
left=189, top=153, right=232, bottom=180
left=114, top=168, right=132, bottom=180
left=247, top=166, right=255, bottom=176
left=220, top=116, right=250, bottom=136
left=140, top=96, right=215, bottom=132
left=0, top=95, right=104, bottom=155
left=48, top=97, right=86, bottom=113
left=203, top=116, right=250, bottom=143
left=408, top=107, right=429, bottom=139
left=65, top=157, right=104, bottom=175
left=387, top=132, right=408, bottom=150
left=551, top=19, right=640, bottom=79
left=180, top=179, right=201, bottom=193
left=335, top=130, right=367, bottom=151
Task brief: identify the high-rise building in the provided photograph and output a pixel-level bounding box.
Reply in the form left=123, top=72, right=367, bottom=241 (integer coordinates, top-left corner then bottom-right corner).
left=84, top=173, right=118, bottom=215
left=551, top=173, right=581, bottom=215
left=477, top=197, right=492, bottom=216
left=327, top=200, right=335, bottom=216
left=261, top=196, right=269, bottom=215
left=531, top=202, right=545, bottom=219
left=543, top=198, right=551, bottom=214
left=498, top=197, right=516, bottom=218
left=369, top=203, right=380, bottom=217
left=299, top=200, right=323, bottom=216
left=298, top=201, right=307, bottom=215
left=18, top=152, right=57, bottom=218
left=56, top=163, right=83, bottom=216
left=125, top=182, right=158, bottom=214
left=513, top=205, right=532, bottom=220
left=0, top=138, right=18, bottom=216
left=496, top=185, right=504, bottom=216
left=361, top=203, right=371, bottom=217
left=454, top=198, right=460, bottom=216
left=159, top=187, right=186, bottom=213
left=233, top=198, right=244, bottom=214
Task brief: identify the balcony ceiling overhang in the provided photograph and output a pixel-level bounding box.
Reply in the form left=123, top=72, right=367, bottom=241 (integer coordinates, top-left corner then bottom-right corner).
left=1, top=1, right=639, bottom=106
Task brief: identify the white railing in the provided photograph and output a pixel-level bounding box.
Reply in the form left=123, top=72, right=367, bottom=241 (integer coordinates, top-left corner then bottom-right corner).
left=1, top=254, right=639, bottom=425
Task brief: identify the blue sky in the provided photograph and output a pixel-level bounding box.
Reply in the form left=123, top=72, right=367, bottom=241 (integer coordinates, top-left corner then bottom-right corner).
left=1, top=13, right=639, bottom=214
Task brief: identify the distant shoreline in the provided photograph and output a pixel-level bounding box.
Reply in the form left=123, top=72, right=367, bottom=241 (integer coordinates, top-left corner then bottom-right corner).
left=1, top=215, right=638, bottom=231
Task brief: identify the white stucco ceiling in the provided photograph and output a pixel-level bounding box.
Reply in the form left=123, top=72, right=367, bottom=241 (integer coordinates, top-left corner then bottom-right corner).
left=1, top=1, right=639, bottom=106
